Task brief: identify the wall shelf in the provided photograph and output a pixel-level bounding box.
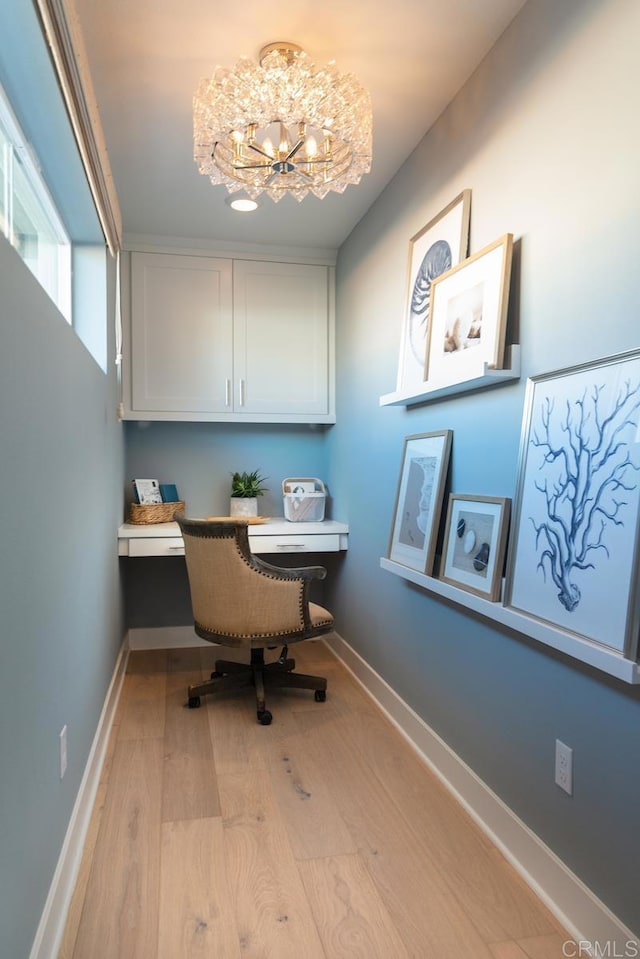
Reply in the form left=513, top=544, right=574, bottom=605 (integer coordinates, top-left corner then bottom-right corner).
left=380, top=556, right=640, bottom=684
left=380, top=344, right=521, bottom=407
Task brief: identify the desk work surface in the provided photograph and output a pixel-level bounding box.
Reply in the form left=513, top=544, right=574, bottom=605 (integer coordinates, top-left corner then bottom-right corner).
left=118, top=518, right=349, bottom=556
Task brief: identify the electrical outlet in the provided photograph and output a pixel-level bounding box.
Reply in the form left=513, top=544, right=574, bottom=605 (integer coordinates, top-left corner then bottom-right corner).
left=555, top=739, right=573, bottom=795
left=59, top=725, right=68, bottom=780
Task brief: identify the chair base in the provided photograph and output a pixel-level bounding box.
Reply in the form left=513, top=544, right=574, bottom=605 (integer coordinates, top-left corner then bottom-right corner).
left=186, top=646, right=327, bottom=723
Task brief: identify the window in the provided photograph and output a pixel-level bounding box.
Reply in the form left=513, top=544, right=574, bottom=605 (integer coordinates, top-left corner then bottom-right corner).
left=0, top=83, right=71, bottom=321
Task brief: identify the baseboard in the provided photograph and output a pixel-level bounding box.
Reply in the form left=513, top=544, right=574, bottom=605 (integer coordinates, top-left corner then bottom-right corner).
left=29, top=639, right=129, bottom=959
left=128, top=625, right=208, bottom=649
left=324, top=632, right=638, bottom=948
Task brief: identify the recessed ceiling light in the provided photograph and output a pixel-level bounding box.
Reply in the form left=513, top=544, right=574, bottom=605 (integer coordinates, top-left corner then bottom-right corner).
left=225, top=195, right=259, bottom=213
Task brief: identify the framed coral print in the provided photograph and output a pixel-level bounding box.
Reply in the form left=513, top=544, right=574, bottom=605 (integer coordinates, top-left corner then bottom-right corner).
left=504, top=350, right=640, bottom=657
left=388, top=431, right=453, bottom=574
left=439, top=495, right=511, bottom=601
left=425, top=233, right=513, bottom=389
left=396, top=191, right=471, bottom=396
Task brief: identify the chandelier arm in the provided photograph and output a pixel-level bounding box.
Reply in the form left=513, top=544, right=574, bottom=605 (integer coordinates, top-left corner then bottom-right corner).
left=247, top=143, right=277, bottom=161
left=284, top=138, right=306, bottom=162
left=296, top=157, right=332, bottom=167
left=233, top=161, right=274, bottom=170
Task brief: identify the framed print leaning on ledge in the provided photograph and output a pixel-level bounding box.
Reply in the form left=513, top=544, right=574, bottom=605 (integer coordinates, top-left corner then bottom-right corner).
left=396, top=191, right=471, bottom=396
left=439, top=494, right=511, bottom=602
left=388, top=430, right=452, bottom=574
left=504, top=349, right=640, bottom=658
left=425, top=232, right=513, bottom=389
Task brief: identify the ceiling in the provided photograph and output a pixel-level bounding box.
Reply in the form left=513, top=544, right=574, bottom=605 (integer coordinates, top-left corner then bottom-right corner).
left=73, top=0, right=527, bottom=252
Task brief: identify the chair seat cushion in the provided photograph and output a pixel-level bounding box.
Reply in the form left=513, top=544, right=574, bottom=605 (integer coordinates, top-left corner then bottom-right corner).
left=309, top=602, right=334, bottom=629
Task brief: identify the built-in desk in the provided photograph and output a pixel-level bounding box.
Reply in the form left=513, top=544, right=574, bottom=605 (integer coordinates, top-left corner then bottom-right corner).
left=118, top=518, right=349, bottom=557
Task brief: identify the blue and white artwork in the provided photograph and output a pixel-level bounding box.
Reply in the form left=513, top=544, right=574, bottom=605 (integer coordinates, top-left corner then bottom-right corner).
left=397, top=192, right=470, bottom=395
left=507, top=352, right=640, bottom=653
left=389, top=431, right=452, bottom=575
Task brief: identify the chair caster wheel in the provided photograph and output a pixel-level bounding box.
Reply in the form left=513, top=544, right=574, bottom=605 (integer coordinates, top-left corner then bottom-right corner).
left=187, top=696, right=201, bottom=709
left=257, top=709, right=273, bottom=725
left=315, top=690, right=327, bottom=702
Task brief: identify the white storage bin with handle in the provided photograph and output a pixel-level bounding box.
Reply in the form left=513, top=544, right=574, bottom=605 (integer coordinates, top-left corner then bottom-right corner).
left=282, top=477, right=326, bottom=522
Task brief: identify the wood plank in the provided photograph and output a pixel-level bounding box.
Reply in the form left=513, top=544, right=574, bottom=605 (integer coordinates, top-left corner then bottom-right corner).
left=517, top=934, right=573, bottom=958
left=490, top=942, right=531, bottom=959
left=158, top=817, right=241, bottom=959
left=71, top=739, right=163, bottom=959
left=320, top=671, right=559, bottom=942
left=294, top=709, right=496, bottom=959
left=162, top=669, right=221, bottom=822
left=58, top=728, right=118, bottom=959
left=205, top=684, right=268, bottom=775
left=117, top=670, right=166, bottom=741
left=218, top=766, right=326, bottom=959
left=264, top=712, right=357, bottom=861
left=299, top=853, right=411, bottom=958
left=127, top=649, right=169, bottom=673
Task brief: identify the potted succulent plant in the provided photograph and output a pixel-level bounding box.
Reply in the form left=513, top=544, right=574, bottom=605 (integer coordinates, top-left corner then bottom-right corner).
left=229, top=470, right=268, bottom=517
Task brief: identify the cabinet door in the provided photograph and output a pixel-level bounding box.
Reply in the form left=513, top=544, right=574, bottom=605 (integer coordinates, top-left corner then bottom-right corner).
left=130, top=253, right=233, bottom=413
left=233, top=260, right=330, bottom=416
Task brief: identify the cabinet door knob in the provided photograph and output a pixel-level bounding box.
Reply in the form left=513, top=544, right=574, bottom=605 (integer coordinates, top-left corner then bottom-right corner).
left=225, top=378, right=231, bottom=407
left=239, top=379, right=246, bottom=407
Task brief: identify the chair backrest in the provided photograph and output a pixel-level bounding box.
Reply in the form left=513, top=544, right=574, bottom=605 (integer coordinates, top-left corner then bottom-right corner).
left=175, top=515, right=312, bottom=646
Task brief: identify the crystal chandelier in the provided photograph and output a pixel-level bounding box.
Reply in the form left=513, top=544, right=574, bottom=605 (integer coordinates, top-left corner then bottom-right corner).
left=193, top=42, right=372, bottom=203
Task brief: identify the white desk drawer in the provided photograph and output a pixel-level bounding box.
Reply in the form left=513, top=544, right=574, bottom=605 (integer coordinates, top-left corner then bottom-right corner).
left=129, top=537, right=185, bottom=557
left=251, top=533, right=340, bottom=554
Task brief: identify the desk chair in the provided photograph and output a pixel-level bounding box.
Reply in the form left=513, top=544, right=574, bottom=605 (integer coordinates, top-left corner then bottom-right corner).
left=175, top=514, right=332, bottom=725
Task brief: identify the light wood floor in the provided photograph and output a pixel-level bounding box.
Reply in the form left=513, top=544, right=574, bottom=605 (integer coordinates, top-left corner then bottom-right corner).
left=60, top=640, right=570, bottom=958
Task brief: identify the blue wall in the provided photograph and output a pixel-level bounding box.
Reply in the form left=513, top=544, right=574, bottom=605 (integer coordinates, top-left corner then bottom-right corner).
left=326, top=0, right=640, bottom=933
left=123, top=421, right=332, bottom=626
left=124, top=420, right=330, bottom=519
left=0, top=238, right=124, bottom=957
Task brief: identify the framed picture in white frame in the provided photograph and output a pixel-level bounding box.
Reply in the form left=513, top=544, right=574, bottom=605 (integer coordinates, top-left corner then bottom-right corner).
left=504, top=349, right=640, bottom=658
left=425, top=233, right=513, bottom=389
left=439, top=494, right=511, bottom=602
left=388, top=430, right=452, bottom=574
left=396, top=191, right=471, bottom=396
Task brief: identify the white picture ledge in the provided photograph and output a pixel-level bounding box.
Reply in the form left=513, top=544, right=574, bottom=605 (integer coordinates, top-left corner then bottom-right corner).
left=380, top=344, right=520, bottom=408
left=379, top=556, right=640, bottom=684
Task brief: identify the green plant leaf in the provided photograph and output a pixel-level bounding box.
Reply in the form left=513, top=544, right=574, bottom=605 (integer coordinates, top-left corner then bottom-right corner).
left=230, top=469, right=269, bottom=497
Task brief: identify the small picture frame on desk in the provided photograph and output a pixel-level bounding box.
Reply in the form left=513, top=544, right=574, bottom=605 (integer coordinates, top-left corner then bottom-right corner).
left=132, top=478, right=162, bottom=505
left=160, top=483, right=179, bottom=503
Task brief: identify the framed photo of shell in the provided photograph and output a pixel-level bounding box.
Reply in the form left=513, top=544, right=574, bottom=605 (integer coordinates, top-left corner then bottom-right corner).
left=388, top=430, right=453, bottom=575
left=396, top=190, right=471, bottom=397
left=425, top=233, right=513, bottom=390
left=504, top=350, right=640, bottom=658
left=439, top=494, right=511, bottom=601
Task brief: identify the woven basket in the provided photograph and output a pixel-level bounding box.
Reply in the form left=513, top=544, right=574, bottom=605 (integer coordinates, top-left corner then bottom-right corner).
left=129, top=501, right=185, bottom=525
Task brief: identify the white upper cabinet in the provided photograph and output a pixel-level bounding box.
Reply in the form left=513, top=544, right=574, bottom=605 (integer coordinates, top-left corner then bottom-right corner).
left=232, top=259, right=330, bottom=417
left=124, top=251, right=335, bottom=423
left=130, top=253, right=233, bottom=414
